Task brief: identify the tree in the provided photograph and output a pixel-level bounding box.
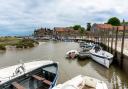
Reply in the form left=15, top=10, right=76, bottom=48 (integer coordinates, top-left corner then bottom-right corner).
left=122, top=19, right=128, bottom=25
left=124, top=22, right=128, bottom=25
left=107, top=17, right=121, bottom=26
left=79, top=27, right=85, bottom=34
left=87, top=23, right=91, bottom=31
left=73, top=25, right=81, bottom=30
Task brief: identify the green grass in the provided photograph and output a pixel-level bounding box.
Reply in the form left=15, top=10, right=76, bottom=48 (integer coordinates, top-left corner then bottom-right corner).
left=16, top=39, right=38, bottom=48
left=0, top=37, right=38, bottom=50
left=0, top=44, right=6, bottom=50
left=0, top=37, right=20, bottom=45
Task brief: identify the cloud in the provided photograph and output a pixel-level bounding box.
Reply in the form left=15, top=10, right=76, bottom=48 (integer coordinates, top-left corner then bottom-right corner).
left=0, top=0, right=128, bottom=35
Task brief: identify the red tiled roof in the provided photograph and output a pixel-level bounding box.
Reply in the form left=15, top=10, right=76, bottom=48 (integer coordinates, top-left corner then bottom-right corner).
left=96, top=24, right=113, bottom=30
left=54, top=27, right=74, bottom=32
left=113, top=26, right=128, bottom=30
left=95, top=24, right=128, bottom=31
left=54, top=27, right=67, bottom=32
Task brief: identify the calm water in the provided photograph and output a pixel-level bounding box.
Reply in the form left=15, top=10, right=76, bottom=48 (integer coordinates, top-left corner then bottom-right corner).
left=0, top=41, right=128, bottom=89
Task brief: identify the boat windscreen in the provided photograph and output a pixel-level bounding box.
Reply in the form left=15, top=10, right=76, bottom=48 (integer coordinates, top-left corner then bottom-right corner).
left=43, top=66, right=57, bottom=74
left=94, top=46, right=101, bottom=52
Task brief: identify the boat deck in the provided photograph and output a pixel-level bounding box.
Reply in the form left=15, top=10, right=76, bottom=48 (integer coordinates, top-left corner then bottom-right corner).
left=82, top=85, right=95, bottom=89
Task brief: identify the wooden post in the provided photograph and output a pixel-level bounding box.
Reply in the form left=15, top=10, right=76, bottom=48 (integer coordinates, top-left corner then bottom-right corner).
left=114, top=27, right=118, bottom=58
left=102, top=29, right=104, bottom=45
left=91, top=33, right=93, bottom=42
left=97, top=33, right=99, bottom=44
left=95, top=33, right=97, bottom=43
left=90, top=33, right=92, bottom=41
left=107, top=30, right=110, bottom=51
left=102, top=30, right=104, bottom=44
left=88, top=33, right=90, bottom=41
left=111, top=28, right=114, bottom=54
left=100, top=31, right=102, bottom=44
left=104, top=30, right=108, bottom=50
left=94, top=33, right=96, bottom=43
left=105, top=30, right=107, bottom=46
left=120, top=25, right=126, bottom=67
left=100, top=31, right=101, bottom=44
left=103, top=29, right=105, bottom=45
left=103, top=29, right=105, bottom=44
left=98, top=32, right=100, bottom=44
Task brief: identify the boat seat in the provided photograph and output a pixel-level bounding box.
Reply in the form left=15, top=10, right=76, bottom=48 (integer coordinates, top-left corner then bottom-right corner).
left=32, top=75, right=52, bottom=86
left=43, top=79, right=51, bottom=86
left=32, top=75, right=45, bottom=81
left=12, top=82, right=25, bottom=89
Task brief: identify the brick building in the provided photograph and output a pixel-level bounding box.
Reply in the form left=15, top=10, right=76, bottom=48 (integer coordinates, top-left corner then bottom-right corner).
left=91, top=23, right=128, bottom=34
left=53, top=27, right=79, bottom=37
left=34, top=28, right=53, bottom=38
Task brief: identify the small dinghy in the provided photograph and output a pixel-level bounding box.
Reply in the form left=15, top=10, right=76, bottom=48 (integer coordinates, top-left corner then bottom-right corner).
left=90, top=45, right=113, bottom=68
left=78, top=51, right=90, bottom=59
left=0, top=60, right=58, bottom=89
left=66, top=50, right=79, bottom=59
left=79, top=41, right=86, bottom=48
left=53, top=75, right=108, bottom=89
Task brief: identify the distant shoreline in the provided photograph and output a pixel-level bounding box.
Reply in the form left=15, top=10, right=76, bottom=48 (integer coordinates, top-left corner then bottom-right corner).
left=0, top=37, right=39, bottom=50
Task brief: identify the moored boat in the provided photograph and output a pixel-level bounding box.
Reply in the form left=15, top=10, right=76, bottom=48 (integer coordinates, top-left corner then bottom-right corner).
left=0, top=60, right=58, bottom=89
left=53, top=75, right=108, bottom=89
left=90, top=45, right=113, bottom=68
left=78, top=51, right=90, bottom=59
left=66, top=50, right=79, bottom=59
left=82, top=42, right=94, bottom=51
left=79, top=41, right=86, bottom=48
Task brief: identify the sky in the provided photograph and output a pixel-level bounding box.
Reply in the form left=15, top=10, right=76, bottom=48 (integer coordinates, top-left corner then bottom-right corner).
left=0, top=0, right=128, bottom=36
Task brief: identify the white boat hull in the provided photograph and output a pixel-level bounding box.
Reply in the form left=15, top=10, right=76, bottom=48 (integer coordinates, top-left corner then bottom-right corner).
left=53, top=75, right=108, bottom=89
left=89, top=45, right=113, bottom=68
left=90, top=53, right=113, bottom=68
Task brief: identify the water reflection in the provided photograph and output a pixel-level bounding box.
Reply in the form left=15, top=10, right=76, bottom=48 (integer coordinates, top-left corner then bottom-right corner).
left=65, top=58, right=90, bottom=67
left=65, top=58, right=75, bottom=63
left=76, top=59, right=90, bottom=67
left=0, top=51, right=5, bottom=56
left=0, top=41, right=128, bottom=89
left=91, top=60, right=128, bottom=89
